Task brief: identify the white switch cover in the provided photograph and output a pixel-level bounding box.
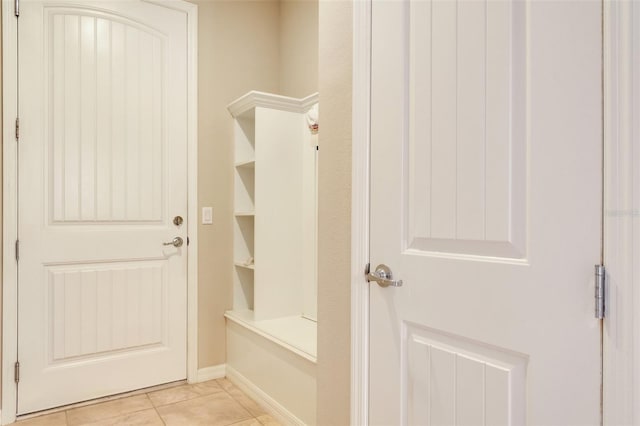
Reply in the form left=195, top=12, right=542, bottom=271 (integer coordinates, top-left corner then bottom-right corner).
left=202, top=207, right=213, bottom=224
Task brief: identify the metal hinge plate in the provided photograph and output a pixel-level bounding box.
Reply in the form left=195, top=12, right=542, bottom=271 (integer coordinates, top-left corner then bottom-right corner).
left=14, top=361, right=20, bottom=383
left=15, top=239, right=19, bottom=262
left=595, top=264, right=605, bottom=319
left=15, top=118, right=19, bottom=141
left=14, top=0, right=19, bottom=17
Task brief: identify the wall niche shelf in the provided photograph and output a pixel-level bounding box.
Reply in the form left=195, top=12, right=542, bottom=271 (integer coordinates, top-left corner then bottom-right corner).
left=228, top=90, right=318, bottom=321
left=226, top=90, right=319, bottom=426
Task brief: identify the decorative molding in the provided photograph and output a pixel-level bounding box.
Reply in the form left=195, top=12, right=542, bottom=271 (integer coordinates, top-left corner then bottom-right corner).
left=603, top=1, right=639, bottom=424
left=183, top=0, right=200, bottom=386
left=226, top=366, right=305, bottom=426
left=195, top=364, right=226, bottom=383
left=227, top=91, right=320, bottom=118
left=351, top=1, right=371, bottom=426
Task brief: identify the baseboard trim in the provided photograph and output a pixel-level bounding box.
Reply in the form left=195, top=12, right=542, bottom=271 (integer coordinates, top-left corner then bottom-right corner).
left=194, top=364, right=226, bottom=383
left=226, top=366, right=306, bottom=426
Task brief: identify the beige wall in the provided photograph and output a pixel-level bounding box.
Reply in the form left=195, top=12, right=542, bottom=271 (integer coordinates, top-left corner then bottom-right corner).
left=193, top=0, right=318, bottom=369
left=279, top=0, right=318, bottom=98
left=317, top=1, right=352, bottom=425
left=193, top=0, right=281, bottom=368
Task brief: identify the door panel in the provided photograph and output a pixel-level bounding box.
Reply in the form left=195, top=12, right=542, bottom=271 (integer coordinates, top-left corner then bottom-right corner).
left=48, top=262, right=165, bottom=361
left=406, top=0, right=525, bottom=258
left=405, top=324, right=526, bottom=425
left=18, top=0, right=188, bottom=414
left=50, top=13, right=165, bottom=223
left=370, top=0, right=602, bottom=424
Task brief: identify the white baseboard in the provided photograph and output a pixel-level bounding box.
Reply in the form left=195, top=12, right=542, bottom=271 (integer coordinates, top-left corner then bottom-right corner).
left=226, top=366, right=305, bottom=426
left=194, top=364, right=226, bottom=383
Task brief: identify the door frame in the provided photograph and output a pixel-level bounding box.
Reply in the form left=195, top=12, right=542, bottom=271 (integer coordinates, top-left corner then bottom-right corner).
left=1, top=1, right=198, bottom=423
left=603, top=0, right=640, bottom=423
left=351, top=0, right=370, bottom=424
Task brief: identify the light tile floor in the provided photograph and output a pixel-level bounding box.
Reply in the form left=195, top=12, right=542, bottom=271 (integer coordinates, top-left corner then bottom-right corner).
left=16, top=379, right=282, bottom=426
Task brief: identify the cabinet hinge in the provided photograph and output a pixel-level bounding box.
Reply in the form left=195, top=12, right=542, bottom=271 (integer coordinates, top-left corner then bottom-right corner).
left=14, top=0, right=19, bottom=17
left=14, top=361, right=20, bottom=383
left=15, top=239, right=19, bottom=262
left=15, top=118, right=19, bottom=141
left=595, top=264, right=605, bottom=319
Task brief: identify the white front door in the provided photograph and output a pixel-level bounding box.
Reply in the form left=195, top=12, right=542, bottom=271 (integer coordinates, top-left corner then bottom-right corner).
left=18, top=0, right=188, bottom=414
left=369, top=0, right=602, bottom=424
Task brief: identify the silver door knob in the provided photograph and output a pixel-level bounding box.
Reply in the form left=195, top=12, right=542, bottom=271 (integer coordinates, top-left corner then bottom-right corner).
left=367, top=264, right=403, bottom=287
left=163, top=237, right=184, bottom=248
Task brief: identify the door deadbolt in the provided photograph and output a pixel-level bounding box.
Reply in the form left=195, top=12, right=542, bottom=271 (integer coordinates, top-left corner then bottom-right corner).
left=173, top=216, right=184, bottom=226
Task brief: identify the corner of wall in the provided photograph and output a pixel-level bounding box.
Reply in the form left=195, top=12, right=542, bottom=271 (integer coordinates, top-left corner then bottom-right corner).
left=317, top=1, right=353, bottom=425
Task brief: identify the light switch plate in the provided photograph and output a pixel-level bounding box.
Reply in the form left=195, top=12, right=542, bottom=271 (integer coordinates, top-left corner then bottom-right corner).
left=202, top=207, right=213, bottom=224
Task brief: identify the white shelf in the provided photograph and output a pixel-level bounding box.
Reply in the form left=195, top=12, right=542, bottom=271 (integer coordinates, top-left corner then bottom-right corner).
left=235, top=159, right=255, bottom=169
left=225, top=309, right=317, bottom=362
left=229, top=90, right=319, bottom=319
left=234, top=262, right=255, bottom=270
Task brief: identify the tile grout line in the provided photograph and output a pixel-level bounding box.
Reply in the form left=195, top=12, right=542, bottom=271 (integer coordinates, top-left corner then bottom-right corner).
left=221, top=388, right=254, bottom=420
left=146, top=385, right=227, bottom=410
left=17, top=380, right=187, bottom=422
left=18, top=379, right=277, bottom=426
left=146, top=391, right=167, bottom=426
left=220, top=388, right=255, bottom=418
left=66, top=394, right=153, bottom=426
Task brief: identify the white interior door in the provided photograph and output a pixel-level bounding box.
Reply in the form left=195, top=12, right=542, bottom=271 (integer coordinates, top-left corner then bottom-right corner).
left=369, top=0, right=602, bottom=424
left=18, top=0, right=188, bottom=414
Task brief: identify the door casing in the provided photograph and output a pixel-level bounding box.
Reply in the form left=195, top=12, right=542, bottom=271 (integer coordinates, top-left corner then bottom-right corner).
left=1, top=1, right=199, bottom=423
left=603, top=0, right=640, bottom=423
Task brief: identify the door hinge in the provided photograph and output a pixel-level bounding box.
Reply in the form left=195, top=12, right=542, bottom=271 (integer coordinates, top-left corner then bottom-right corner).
left=15, top=239, right=19, bottom=262
left=595, top=264, right=605, bottom=319
left=14, top=0, right=19, bottom=17
left=15, top=118, right=20, bottom=141
left=14, top=361, right=20, bottom=383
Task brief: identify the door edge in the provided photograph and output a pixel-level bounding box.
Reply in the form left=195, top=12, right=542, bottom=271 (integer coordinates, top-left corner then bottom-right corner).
left=351, top=1, right=372, bottom=425
left=2, top=0, right=20, bottom=422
